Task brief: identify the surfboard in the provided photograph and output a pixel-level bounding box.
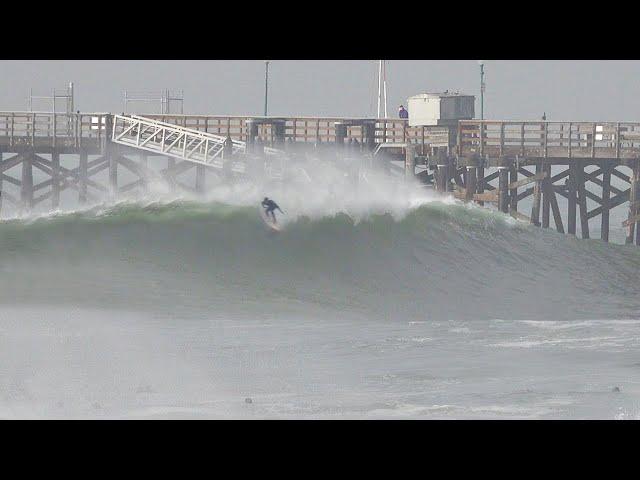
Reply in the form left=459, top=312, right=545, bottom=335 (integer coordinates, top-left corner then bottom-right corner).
left=259, top=207, right=281, bottom=232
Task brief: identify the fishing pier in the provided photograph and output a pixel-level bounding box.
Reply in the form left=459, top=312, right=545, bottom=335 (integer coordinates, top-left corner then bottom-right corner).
left=1, top=110, right=640, bottom=244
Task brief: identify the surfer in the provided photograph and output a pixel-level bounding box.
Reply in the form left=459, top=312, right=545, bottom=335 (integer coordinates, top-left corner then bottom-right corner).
left=261, top=197, right=284, bottom=223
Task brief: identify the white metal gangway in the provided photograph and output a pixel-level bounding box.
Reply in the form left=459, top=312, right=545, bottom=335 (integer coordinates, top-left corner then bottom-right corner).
left=110, top=114, right=284, bottom=173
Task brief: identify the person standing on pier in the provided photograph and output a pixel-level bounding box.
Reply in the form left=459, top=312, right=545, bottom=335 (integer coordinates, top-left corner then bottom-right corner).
left=398, top=105, right=409, bottom=119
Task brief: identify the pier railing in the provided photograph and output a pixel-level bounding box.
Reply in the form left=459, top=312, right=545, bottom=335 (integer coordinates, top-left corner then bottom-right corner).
left=458, top=120, right=640, bottom=159
left=0, top=112, right=109, bottom=148
left=0, top=112, right=451, bottom=152
left=142, top=115, right=450, bottom=150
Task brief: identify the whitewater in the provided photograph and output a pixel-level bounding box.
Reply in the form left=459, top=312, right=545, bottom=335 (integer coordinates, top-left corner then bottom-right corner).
left=1, top=159, right=640, bottom=419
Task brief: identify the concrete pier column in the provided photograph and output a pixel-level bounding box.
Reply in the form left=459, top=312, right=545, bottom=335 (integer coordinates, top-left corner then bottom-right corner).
left=362, top=121, right=376, bottom=152
left=0, top=152, right=3, bottom=215
left=79, top=150, right=88, bottom=204
left=335, top=123, right=347, bottom=148
left=196, top=164, right=206, bottom=193
left=626, top=161, right=640, bottom=244
left=245, top=120, right=259, bottom=153
left=432, top=149, right=451, bottom=193
left=108, top=154, right=118, bottom=199
left=497, top=156, right=512, bottom=214
left=404, top=145, right=416, bottom=180
left=222, top=136, right=233, bottom=179
left=165, top=157, right=175, bottom=190
left=568, top=164, right=577, bottom=235
left=542, top=162, right=551, bottom=228
left=52, top=152, right=60, bottom=209
left=272, top=120, right=286, bottom=148
left=601, top=162, right=611, bottom=242
left=255, top=137, right=265, bottom=156
left=498, top=167, right=509, bottom=213
left=464, top=155, right=479, bottom=202
left=509, top=161, right=518, bottom=215
left=21, top=153, right=34, bottom=213
left=139, top=152, right=149, bottom=194
left=531, top=161, right=542, bottom=226
left=577, top=165, right=590, bottom=239
left=477, top=155, right=485, bottom=206
left=436, top=160, right=449, bottom=193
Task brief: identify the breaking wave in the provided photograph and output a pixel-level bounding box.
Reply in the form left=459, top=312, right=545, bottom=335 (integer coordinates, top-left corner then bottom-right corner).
left=2, top=194, right=640, bottom=322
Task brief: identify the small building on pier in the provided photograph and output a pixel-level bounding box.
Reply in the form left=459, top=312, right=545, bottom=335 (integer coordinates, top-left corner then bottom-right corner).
left=407, top=92, right=475, bottom=127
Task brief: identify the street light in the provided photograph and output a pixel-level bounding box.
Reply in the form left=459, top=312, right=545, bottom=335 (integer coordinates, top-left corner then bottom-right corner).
left=264, top=61, right=270, bottom=117
left=478, top=60, right=485, bottom=120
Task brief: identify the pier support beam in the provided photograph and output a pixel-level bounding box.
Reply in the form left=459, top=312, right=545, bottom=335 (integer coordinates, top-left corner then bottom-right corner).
left=542, top=163, right=551, bottom=228
left=139, top=152, right=149, bottom=194
left=109, top=154, right=117, bottom=198
left=21, top=153, right=34, bottom=213
left=601, top=163, right=611, bottom=242
left=362, top=121, right=377, bottom=152
left=498, top=167, right=509, bottom=213
left=335, top=123, right=347, bottom=148
left=626, top=161, right=640, bottom=244
left=405, top=145, right=416, bottom=179
left=79, top=151, right=88, bottom=204
left=0, top=152, right=3, bottom=214
left=165, top=157, right=176, bottom=188
left=477, top=157, right=485, bottom=206
left=246, top=120, right=259, bottom=153
left=568, top=164, right=577, bottom=235
left=577, top=165, right=589, bottom=239
left=509, top=161, right=518, bottom=216
left=52, top=152, right=60, bottom=209
left=531, top=161, right=542, bottom=226
left=497, top=156, right=512, bottom=214
left=272, top=120, right=286, bottom=148
left=222, top=136, right=233, bottom=179
left=463, top=155, right=479, bottom=202
left=195, top=164, right=206, bottom=193
left=435, top=153, right=449, bottom=193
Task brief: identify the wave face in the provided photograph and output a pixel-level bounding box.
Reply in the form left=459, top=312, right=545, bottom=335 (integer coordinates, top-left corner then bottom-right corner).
left=3, top=175, right=640, bottom=419
left=2, top=197, right=640, bottom=321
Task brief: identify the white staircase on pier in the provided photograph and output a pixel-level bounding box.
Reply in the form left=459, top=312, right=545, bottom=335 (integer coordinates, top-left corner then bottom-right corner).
left=110, top=114, right=285, bottom=175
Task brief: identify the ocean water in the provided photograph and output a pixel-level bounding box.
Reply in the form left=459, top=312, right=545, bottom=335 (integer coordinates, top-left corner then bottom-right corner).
left=1, top=161, right=640, bottom=419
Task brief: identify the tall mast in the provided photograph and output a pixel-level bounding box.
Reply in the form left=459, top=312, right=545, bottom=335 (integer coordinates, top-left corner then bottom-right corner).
left=264, top=61, right=270, bottom=117
left=382, top=60, right=388, bottom=118
left=377, top=60, right=388, bottom=118
left=377, top=61, right=382, bottom=118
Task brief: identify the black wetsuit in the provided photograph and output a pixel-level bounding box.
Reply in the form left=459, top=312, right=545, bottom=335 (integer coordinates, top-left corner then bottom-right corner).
left=262, top=199, right=282, bottom=222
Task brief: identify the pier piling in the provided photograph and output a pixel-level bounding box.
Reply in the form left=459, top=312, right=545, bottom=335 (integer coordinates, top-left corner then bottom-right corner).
left=405, top=145, right=415, bottom=179
left=601, top=163, right=611, bottom=242
left=530, top=161, right=542, bottom=226
left=21, top=153, right=33, bottom=213
left=568, top=164, right=577, bottom=235
left=52, top=152, right=60, bottom=209
left=79, top=151, right=88, bottom=204
left=542, top=163, right=551, bottom=229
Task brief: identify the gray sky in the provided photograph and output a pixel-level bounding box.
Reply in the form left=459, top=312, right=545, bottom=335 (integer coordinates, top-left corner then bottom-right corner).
left=1, top=60, right=639, bottom=121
